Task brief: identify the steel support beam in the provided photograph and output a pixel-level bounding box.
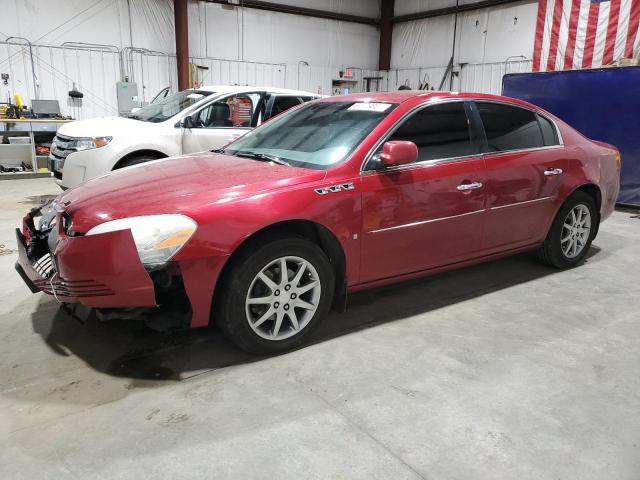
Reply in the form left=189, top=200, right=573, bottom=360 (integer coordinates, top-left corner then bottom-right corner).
left=393, top=0, right=523, bottom=23
left=378, top=0, right=395, bottom=71
left=174, top=0, right=189, bottom=90
left=205, top=0, right=378, bottom=25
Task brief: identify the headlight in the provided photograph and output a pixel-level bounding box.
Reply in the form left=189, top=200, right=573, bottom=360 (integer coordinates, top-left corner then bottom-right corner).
left=75, top=136, right=112, bottom=151
left=86, top=214, right=197, bottom=268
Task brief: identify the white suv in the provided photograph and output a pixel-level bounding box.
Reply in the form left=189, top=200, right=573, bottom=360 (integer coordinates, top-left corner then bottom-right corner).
left=49, top=85, right=319, bottom=189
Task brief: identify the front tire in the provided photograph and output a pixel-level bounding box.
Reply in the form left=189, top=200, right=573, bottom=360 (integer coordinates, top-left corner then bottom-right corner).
left=217, top=237, right=335, bottom=355
left=537, top=191, right=597, bottom=269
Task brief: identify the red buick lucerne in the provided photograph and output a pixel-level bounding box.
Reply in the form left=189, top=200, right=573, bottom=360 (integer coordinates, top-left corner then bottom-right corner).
left=16, top=91, right=621, bottom=354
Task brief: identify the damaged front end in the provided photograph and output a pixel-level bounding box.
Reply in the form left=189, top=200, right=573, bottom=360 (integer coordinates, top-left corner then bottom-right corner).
left=16, top=203, right=161, bottom=319
left=15, top=202, right=227, bottom=331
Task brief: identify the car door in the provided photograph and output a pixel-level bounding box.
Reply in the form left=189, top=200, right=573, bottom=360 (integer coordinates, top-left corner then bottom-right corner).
left=359, top=101, right=487, bottom=283
left=473, top=101, right=567, bottom=252
left=181, top=92, right=266, bottom=153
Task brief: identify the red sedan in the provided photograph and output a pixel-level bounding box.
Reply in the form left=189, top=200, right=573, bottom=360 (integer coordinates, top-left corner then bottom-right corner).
left=16, top=91, right=621, bottom=354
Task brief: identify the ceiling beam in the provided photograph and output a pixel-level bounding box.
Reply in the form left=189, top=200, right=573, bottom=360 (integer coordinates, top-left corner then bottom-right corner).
left=393, top=0, right=525, bottom=23
left=205, top=0, right=379, bottom=26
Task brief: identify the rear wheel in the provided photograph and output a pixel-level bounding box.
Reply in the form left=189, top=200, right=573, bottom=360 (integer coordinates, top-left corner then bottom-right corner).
left=537, top=191, right=597, bottom=269
left=217, top=237, right=334, bottom=354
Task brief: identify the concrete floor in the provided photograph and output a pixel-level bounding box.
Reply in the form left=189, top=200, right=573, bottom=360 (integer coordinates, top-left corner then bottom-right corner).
left=1, top=178, right=639, bottom=480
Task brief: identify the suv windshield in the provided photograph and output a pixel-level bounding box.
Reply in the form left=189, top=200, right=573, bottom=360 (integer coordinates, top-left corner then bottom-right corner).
left=224, top=101, right=398, bottom=169
left=129, top=90, right=213, bottom=123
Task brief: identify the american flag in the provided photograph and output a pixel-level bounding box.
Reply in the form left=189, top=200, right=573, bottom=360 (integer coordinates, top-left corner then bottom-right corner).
left=532, top=0, right=640, bottom=71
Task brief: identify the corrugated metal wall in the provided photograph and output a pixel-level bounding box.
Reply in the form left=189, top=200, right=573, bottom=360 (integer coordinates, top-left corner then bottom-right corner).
left=0, top=41, right=385, bottom=119
left=459, top=59, right=533, bottom=94
left=1, top=42, right=121, bottom=119
left=1, top=38, right=535, bottom=120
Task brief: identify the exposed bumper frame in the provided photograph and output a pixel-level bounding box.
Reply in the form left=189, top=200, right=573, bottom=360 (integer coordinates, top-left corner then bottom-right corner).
left=15, top=207, right=227, bottom=328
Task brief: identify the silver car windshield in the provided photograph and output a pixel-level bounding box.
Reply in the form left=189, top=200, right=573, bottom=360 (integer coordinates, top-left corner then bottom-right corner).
left=128, top=90, right=214, bottom=123
left=223, top=101, right=398, bottom=169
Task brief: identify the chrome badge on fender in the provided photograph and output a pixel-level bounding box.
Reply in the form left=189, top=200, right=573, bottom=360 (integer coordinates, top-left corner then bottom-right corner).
left=315, top=182, right=355, bottom=195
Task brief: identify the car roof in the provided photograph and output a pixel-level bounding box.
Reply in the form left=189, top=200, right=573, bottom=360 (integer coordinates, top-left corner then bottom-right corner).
left=314, top=90, right=540, bottom=110
left=197, top=85, right=319, bottom=96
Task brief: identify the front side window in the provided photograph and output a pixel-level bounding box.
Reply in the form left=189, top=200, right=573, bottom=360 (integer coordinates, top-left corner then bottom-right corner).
left=380, top=102, right=474, bottom=162
left=128, top=90, right=213, bottom=123
left=223, top=101, right=398, bottom=169
left=476, top=102, right=544, bottom=152
left=195, top=93, right=262, bottom=128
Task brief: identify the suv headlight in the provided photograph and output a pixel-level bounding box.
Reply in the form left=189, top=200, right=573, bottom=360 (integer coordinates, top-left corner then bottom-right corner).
left=75, top=136, right=112, bottom=151
left=86, top=214, right=197, bottom=268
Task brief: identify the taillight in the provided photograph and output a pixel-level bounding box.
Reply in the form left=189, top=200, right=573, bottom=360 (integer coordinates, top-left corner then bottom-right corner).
left=615, top=151, right=621, bottom=170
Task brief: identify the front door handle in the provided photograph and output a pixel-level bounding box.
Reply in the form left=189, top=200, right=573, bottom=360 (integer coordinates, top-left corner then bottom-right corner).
left=457, top=182, right=483, bottom=191
left=544, top=168, right=563, bottom=176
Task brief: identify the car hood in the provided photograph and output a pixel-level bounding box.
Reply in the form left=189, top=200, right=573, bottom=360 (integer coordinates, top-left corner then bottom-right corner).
left=57, top=116, right=159, bottom=137
left=59, top=152, right=326, bottom=232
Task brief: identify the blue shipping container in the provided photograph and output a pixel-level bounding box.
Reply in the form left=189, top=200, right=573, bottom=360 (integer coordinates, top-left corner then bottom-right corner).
left=502, top=67, right=640, bottom=206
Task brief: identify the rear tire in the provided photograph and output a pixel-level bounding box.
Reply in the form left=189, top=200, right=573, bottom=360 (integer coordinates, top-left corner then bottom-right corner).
left=537, top=191, right=597, bottom=269
left=217, top=237, right=334, bottom=355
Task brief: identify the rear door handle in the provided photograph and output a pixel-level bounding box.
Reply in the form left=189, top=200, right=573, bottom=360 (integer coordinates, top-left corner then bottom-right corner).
left=457, top=182, right=483, bottom=191
left=544, top=168, right=563, bottom=176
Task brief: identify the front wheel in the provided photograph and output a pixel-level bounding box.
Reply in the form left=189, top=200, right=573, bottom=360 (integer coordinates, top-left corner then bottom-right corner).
left=217, top=238, right=335, bottom=354
left=537, top=191, right=597, bottom=269
left=116, top=155, right=156, bottom=169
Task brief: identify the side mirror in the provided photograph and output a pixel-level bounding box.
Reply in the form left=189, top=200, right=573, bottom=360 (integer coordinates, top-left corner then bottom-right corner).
left=181, top=115, right=196, bottom=129
left=379, top=140, right=418, bottom=167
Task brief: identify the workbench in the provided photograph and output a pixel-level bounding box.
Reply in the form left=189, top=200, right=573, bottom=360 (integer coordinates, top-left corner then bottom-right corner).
left=0, top=118, right=73, bottom=179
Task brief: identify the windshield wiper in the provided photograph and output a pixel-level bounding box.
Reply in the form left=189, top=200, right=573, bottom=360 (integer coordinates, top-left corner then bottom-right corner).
left=234, top=151, right=291, bottom=166
left=211, top=148, right=226, bottom=154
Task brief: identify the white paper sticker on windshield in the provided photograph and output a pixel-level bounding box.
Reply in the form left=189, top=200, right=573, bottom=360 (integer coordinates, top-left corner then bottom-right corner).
left=347, top=102, right=392, bottom=112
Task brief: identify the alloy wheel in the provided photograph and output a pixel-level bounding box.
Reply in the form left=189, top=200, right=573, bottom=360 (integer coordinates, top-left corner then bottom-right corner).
left=245, top=256, right=321, bottom=340
left=561, top=204, right=591, bottom=259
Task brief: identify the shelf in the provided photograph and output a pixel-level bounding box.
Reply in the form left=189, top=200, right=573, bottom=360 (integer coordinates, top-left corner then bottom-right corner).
left=0, top=171, right=51, bottom=180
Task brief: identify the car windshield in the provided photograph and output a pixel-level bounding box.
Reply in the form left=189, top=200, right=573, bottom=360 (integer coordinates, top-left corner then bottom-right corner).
left=128, top=90, right=213, bottom=123
left=223, top=101, right=398, bottom=169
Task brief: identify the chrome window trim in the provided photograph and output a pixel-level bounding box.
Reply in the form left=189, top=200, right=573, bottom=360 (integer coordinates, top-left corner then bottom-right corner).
left=361, top=152, right=482, bottom=176
left=360, top=97, right=565, bottom=174
left=480, top=144, right=565, bottom=158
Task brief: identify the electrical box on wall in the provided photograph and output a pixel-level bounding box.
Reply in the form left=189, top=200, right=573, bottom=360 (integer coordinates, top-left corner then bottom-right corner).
left=116, top=81, right=139, bottom=116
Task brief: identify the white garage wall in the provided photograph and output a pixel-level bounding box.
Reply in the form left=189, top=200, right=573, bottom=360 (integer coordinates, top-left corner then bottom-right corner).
left=0, top=0, right=546, bottom=118
left=188, top=1, right=379, bottom=67
left=0, top=0, right=380, bottom=118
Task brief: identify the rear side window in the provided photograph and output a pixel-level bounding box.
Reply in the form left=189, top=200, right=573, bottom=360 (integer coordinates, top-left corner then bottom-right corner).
left=476, top=102, right=544, bottom=152
left=537, top=114, right=559, bottom=146
left=386, top=102, right=474, bottom=161
left=270, top=96, right=303, bottom=118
